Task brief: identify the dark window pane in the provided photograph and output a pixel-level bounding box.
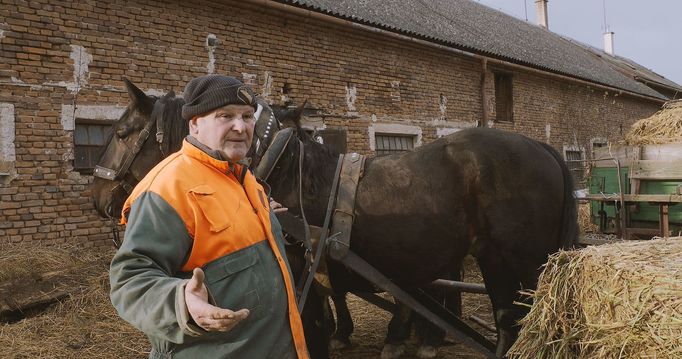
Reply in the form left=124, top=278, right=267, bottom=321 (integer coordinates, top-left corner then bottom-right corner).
left=74, top=122, right=113, bottom=173
left=89, top=125, right=104, bottom=146
left=74, top=125, right=89, bottom=145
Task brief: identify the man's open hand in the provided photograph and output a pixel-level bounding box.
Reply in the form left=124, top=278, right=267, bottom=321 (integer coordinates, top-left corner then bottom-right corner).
left=185, top=268, right=249, bottom=332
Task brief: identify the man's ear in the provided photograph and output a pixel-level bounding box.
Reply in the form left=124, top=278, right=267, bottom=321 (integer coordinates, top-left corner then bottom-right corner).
left=188, top=117, right=199, bottom=134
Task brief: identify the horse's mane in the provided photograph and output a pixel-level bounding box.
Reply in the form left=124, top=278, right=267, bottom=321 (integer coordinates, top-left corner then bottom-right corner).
left=297, top=126, right=340, bottom=201
left=151, top=92, right=188, bottom=154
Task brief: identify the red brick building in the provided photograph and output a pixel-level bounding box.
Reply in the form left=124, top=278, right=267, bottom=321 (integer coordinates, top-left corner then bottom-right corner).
left=1, top=0, right=680, bottom=246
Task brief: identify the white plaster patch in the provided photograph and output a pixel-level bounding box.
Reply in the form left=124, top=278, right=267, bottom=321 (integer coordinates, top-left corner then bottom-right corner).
left=371, top=113, right=377, bottom=122
left=68, top=45, right=92, bottom=93
left=206, top=34, right=217, bottom=74
left=61, top=104, right=126, bottom=131
left=545, top=123, right=551, bottom=143
left=368, top=123, right=422, bottom=151
left=242, top=73, right=257, bottom=86
left=262, top=71, right=273, bottom=100
left=439, top=94, right=447, bottom=118
left=0, top=103, right=16, bottom=162
left=436, top=127, right=462, bottom=138
left=345, top=83, right=357, bottom=112
left=145, top=88, right=167, bottom=97
left=390, top=81, right=401, bottom=102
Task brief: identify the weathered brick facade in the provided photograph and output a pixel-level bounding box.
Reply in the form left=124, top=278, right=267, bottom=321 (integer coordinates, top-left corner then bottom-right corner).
left=0, top=0, right=665, bottom=246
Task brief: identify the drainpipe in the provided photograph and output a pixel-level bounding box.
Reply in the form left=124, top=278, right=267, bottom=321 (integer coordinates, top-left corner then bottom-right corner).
left=480, top=58, right=489, bottom=127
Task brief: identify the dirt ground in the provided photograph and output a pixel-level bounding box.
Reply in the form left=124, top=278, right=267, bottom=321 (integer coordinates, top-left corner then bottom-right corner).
left=329, top=255, right=495, bottom=359
left=0, top=244, right=494, bottom=359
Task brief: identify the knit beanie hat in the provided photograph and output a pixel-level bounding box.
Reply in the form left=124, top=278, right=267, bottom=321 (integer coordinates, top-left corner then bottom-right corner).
left=181, top=74, right=256, bottom=120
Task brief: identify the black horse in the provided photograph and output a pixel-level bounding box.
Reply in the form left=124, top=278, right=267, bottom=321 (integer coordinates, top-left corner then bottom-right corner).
left=257, top=120, right=579, bottom=358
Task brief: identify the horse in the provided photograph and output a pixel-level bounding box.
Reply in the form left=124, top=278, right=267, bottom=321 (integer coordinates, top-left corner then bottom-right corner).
left=255, top=119, right=579, bottom=358
left=91, top=79, right=445, bottom=359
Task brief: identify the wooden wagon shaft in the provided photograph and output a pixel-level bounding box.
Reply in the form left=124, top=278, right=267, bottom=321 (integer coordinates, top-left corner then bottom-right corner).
left=429, top=279, right=487, bottom=294
left=339, top=250, right=497, bottom=358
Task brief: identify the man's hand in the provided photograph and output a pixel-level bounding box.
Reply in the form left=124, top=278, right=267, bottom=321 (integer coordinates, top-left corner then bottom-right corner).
left=270, top=199, right=288, bottom=214
left=185, top=268, right=249, bottom=332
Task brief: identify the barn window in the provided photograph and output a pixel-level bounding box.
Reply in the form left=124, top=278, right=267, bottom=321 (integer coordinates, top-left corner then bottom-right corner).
left=564, top=146, right=586, bottom=187
left=591, top=138, right=608, bottom=158
left=494, top=73, right=513, bottom=122
left=375, top=134, right=414, bottom=156
left=74, top=120, right=113, bottom=173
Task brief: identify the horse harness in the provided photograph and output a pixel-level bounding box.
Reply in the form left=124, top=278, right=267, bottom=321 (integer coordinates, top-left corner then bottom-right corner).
left=93, top=104, right=167, bottom=247
left=255, top=129, right=366, bottom=311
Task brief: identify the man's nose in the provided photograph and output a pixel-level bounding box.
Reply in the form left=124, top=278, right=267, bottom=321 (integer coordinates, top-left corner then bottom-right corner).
left=231, top=117, right=246, bottom=133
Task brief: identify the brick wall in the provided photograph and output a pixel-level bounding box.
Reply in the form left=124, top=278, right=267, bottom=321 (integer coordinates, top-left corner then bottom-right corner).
left=0, top=0, right=663, bottom=246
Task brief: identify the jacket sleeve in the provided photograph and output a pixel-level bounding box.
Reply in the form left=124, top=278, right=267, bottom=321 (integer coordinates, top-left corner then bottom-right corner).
left=109, top=191, right=202, bottom=343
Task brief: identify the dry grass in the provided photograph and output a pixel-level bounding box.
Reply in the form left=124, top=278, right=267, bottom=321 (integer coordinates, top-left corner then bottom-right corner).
left=0, top=243, right=147, bottom=359
left=624, top=100, right=682, bottom=145
left=577, top=202, right=598, bottom=234
left=508, top=237, right=682, bottom=359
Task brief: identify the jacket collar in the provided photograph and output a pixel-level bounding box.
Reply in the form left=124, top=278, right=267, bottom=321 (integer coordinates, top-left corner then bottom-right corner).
left=183, top=136, right=245, bottom=180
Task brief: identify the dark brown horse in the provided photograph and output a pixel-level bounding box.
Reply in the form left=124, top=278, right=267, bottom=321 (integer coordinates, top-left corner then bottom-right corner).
left=258, top=123, right=579, bottom=358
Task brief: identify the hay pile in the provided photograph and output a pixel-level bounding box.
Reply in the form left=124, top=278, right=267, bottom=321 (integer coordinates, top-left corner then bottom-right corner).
left=625, top=100, right=682, bottom=145
left=0, top=244, right=147, bottom=359
left=508, top=237, right=682, bottom=359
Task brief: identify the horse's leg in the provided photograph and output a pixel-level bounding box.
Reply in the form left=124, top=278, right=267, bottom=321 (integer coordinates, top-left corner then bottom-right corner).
left=475, top=254, right=530, bottom=358
left=329, top=292, right=353, bottom=350
left=301, top=290, right=331, bottom=359
left=413, top=264, right=463, bottom=358
left=381, top=299, right=413, bottom=359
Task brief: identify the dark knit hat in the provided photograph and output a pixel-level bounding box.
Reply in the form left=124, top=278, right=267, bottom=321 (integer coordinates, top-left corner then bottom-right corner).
left=181, top=75, right=256, bottom=120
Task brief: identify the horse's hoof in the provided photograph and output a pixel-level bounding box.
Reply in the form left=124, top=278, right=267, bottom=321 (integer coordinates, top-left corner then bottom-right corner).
left=416, top=345, right=438, bottom=358
left=329, top=337, right=350, bottom=351
left=380, top=344, right=405, bottom=359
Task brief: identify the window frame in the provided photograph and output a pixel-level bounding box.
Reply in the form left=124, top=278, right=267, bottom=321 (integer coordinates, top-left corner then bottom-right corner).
left=493, top=72, right=514, bottom=123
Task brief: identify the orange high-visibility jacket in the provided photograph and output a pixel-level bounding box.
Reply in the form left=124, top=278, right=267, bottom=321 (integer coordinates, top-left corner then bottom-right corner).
left=109, top=138, right=308, bottom=359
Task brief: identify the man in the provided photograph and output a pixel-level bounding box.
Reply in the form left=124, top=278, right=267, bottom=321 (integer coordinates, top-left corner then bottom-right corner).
left=109, top=74, right=308, bottom=358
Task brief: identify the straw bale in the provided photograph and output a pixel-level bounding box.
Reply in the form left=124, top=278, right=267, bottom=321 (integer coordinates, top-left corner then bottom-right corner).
left=625, top=100, right=682, bottom=145
left=508, top=237, right=682, bottom=359
left=0, top=243, right=147, bottom=359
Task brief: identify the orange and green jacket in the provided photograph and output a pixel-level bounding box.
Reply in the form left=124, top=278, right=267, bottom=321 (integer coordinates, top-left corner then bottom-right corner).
left=109, top=138, right=308, bottom=359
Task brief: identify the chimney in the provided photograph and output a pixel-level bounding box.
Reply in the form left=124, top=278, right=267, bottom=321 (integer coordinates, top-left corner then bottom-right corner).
left=535, top=0, right=548, bottom=29
left=603, top=31, right=614, bottom=55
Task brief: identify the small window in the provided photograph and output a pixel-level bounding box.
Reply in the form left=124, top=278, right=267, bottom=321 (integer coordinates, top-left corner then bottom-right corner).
left=564, top=148, right=586, bottom=187
left=375, top=134, right=414, bottom=156
left=74, top=121, right=112, bottom=173
left=494, top=73, right=513, bottom=122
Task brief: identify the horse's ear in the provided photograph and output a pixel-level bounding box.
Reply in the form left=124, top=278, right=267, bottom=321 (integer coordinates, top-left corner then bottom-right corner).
left=123, top=77, right=154, bottom=114
left=163, top=90, right=176, bottom=100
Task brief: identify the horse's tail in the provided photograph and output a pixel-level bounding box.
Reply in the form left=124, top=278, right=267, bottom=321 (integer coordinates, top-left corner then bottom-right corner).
left=540, top=142, right=579, bottom=250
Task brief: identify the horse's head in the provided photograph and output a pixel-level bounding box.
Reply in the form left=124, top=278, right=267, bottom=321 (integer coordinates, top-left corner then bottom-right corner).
left=91, top=79, right=186, bottom=218
left=254, top=102, right=338, bottom=224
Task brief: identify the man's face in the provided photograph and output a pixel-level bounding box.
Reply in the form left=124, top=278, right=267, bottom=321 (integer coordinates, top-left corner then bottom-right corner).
left=189, top=104, right=255, bottom=162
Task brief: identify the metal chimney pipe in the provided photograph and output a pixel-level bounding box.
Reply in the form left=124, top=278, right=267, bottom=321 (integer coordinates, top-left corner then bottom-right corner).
left=604, top=31, right=614, bottom=55
left=535, top=0, right=548, bottom=28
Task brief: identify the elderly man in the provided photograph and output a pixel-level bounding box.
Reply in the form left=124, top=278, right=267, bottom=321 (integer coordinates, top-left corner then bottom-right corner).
left=109, top=74, right=308, bottom=359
